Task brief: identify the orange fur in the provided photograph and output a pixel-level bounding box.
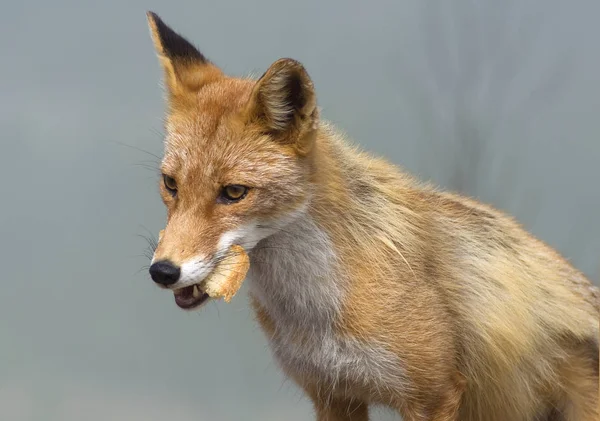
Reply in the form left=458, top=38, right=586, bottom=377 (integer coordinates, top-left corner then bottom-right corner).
left=145, top=12, right=599, bottom=421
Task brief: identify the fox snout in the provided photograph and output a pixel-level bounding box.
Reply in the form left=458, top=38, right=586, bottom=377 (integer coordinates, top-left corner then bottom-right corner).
left=149, top=230, right=181, bottom=286
left=149, top=225, right=216, bottom=287
left=149, top=260, right=180, bottom=286
left=148, top=225, right=225, bottom=310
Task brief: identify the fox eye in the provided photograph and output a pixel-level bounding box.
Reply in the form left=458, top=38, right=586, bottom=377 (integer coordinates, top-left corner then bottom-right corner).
left=218, top=185, right=249, bottom=203
left=162, top=174, right=177, bottom=195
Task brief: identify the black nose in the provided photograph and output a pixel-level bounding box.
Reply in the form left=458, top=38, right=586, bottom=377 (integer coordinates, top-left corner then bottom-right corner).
left=149, top=260, right=181, bottom=286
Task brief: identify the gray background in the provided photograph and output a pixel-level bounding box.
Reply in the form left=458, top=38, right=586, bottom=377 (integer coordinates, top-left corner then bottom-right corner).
left=1, top=0, right=598, bottom=420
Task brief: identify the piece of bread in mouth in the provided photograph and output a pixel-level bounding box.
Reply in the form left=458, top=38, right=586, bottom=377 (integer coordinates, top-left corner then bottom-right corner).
left=203, top=244, right=250, bottom=302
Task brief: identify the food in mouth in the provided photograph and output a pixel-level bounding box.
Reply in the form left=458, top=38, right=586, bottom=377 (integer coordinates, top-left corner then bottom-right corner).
left=203, top=244, right=250, bottom=302
left=173, top=244, right=250, bottom=309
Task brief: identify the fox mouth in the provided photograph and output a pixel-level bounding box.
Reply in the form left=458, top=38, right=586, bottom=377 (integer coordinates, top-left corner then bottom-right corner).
left=173, top=284, right=210, bottom=310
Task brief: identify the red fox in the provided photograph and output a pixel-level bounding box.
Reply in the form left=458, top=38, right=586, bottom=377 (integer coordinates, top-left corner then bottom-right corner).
left=144, top=12, right=599, bottom=421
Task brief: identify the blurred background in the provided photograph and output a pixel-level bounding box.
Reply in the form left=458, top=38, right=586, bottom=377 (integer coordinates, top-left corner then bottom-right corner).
left=1, top=0, right=598, bottom=420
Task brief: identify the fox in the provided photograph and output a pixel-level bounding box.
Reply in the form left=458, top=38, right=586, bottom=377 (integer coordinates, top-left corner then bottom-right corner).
left=143, top=11, right=599, bottom=421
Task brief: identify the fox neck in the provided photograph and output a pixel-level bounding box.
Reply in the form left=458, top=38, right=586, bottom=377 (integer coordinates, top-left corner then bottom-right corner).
left=247, top=208, right=344, bottom=329
left=246, top=126, right=358, bottom=329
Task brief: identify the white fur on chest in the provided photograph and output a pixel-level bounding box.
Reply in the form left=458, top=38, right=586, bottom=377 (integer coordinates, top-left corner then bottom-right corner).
left=248, top=214, right=342, bottom=327
left=247, top=214, right=408, bottom=398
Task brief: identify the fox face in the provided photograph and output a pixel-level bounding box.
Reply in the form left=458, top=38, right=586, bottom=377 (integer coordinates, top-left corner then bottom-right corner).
left=146, top=12, right=319, bottom=309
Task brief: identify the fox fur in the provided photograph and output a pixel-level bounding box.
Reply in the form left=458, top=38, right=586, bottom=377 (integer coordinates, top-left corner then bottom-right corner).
left=145, top=12, right=599, bottom=421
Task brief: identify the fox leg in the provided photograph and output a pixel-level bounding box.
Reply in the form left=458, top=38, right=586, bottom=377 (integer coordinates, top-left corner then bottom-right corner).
left=311, top=396, right=369, bottom=421
left=397, top=372, right=465, bottom=421
left=556, top=337, right=599, bottom=421
left=559, top=363, right=598, bottom=421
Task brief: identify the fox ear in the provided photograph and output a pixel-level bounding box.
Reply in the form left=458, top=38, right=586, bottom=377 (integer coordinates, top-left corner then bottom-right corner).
left=245, top=58, right=319, bottom=154
left=146, top=12, right=221, bottom=98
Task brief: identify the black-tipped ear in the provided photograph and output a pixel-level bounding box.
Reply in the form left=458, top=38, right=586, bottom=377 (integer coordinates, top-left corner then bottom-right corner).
left=147, top=12, right=207, bottom=63
left=245, top=58, right=318, bottom=152
left=146, top=12, right=221, bottom=97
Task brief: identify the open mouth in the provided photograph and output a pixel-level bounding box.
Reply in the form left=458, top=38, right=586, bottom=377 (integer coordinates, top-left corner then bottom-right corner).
left=173, top=284, right=210, bottom=310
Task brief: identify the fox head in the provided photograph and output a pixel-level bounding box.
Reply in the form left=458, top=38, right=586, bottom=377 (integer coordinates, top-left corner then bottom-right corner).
left=145, top=12, right=320, bottom=309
